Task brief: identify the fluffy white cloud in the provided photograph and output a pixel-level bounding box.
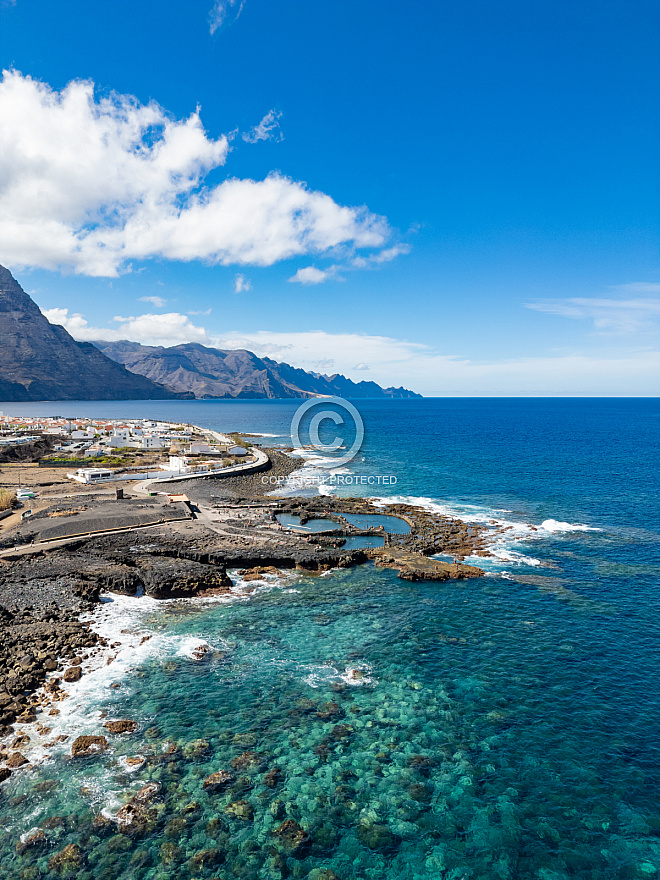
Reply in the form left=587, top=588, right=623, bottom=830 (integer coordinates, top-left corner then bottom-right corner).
left=288, top=265, right=340, bottom=285
left=209, top=0, right=245, bottom=34
left=242, top=109, right=283, bottom=144
left=139, top=295, right=166, bottom=308
left=42, top=307, right=209, bottom=346
left=0, top=71, right=390, bottom=277
left=525, top=296, right=660, bottom=334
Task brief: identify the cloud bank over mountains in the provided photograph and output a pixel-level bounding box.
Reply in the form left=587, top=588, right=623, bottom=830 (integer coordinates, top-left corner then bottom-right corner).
left=40, top=306, right=660, bottom=397
left=0, top=70, right=391, bottom=277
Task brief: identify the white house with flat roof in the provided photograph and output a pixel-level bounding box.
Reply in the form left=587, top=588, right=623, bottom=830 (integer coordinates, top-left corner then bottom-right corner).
left=68, top=468, right=115, bottom=484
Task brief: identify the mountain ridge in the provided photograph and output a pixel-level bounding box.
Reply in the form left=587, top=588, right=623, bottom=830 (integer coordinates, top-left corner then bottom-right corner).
left=93, top=340, right=422, bottom=400
left=0, top=263, right=421, bottom=401
left=0, top=265, right=188, bottom=401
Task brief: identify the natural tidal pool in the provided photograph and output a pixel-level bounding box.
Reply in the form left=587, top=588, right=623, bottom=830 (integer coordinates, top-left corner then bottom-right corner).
left=276, top=514, right=340, bottom=533
left=340, top=535, right=385, bottom=551
left=339, top=514, right=411, bottom=535
left=1, top=561, right=659, bottom=880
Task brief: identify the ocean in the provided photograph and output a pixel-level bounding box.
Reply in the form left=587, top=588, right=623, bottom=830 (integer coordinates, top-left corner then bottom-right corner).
left=1, top=397, right=659, bottom=879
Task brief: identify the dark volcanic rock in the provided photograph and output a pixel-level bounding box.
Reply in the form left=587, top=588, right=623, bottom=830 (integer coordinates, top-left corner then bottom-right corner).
left=202, top=770, right=235, bottom=792
left=71, top=735, right=108, bottom=757
left=116, top=782, right=161, bottom=835
left=133, top=555, right=233, bottom=599
left=272, top=819, right=310, bottom=855
left=104, top=719, right=138, bottom=735
left=48, top=842, right=83, bottom=874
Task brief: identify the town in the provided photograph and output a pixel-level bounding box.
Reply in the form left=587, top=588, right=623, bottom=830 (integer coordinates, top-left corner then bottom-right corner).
left=0, top=412, right=266, bottom=485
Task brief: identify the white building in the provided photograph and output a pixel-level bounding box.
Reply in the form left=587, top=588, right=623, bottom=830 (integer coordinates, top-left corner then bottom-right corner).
left=228, top=445, right=248, bottom=456
left=165, top=455, right=190, bottom=473
left=190, top=442, right=214, bottom=455
left=140, top=436, right=164, bottom=450
left=68, top=468, right=115, bottom=484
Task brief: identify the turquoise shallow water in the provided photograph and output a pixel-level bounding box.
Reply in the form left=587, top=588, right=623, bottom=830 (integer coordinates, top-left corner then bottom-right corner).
left=1, top=398, right=659, bottom=878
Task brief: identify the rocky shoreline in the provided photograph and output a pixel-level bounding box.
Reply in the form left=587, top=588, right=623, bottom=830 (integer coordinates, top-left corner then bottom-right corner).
left=0, top=447, right=500, bottom=784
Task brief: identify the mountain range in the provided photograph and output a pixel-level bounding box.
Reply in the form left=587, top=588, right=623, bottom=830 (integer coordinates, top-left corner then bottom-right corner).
left=0, top=264, right=420, bottom=401
left=93, top=340, right=421, bottom=400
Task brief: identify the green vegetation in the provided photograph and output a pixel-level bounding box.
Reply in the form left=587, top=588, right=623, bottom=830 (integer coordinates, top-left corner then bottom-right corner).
left=42, top=454, right=134, bottom=467
left=229, top=433, right=252, bottom=449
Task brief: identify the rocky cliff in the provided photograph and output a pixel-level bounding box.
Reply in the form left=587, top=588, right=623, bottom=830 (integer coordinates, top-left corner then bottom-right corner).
left=0, top=266, right=187, bottom=401
left=94, top=341, right=422, bottom=400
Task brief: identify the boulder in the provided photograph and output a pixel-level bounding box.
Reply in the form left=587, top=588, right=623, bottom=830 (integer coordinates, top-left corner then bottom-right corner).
left=316, top=701, right=343, bottom=721
left=71, top=735, right=108, bottom=757
left=272, top=819, right=309, bottom=854
left=116, top=782, right=161, bottom=835
left=357, top=822, right=399, bottom=852
left=103, top=719, right=138, bottom=735
left=203, top=770, right=235, bottom=792
left=16, top=828, right=46, bottom=854
left=263, top=766, right=283, bottom=788
left=48, top=843, right=83, bottom=874
left=189, top=848, right=224, bottom=869
left=230, top=750, right=261, bottom=771
left=63, top=666, right=82, bottom=683
left=5, top=751, right=28, bottom=769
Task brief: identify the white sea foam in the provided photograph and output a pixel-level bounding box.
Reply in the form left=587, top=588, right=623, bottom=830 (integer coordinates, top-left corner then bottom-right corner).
left=373, top=493, right=600, bottom=571
left=302, top=661, right=376, bottom=689
left=3, top=571, right=301, bottom=768
left=540, top=519, right=601, bottom=533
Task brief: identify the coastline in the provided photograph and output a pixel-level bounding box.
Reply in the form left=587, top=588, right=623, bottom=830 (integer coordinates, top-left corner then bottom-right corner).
left=0, top=410, right=603, bottom=788
left=0, top=434, right=492, bottom=783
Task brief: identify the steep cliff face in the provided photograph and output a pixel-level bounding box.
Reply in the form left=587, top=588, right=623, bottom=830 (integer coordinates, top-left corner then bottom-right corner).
left=94, top=341, right=422, bottom=400
left=0, top=265, right=186, bottom=401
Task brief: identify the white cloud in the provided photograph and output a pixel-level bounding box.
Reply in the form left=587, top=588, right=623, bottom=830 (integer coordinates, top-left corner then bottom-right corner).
left=209, top=0, right=245, bottom=34
left=234, top=273, right=251, bottom=293
left=293, top=244, right=410, bottom=281
left=116, top=313, right=209, bottom=344
left=209, top=330, right=660, bottom=396
left=41, top=307, right=209, bottom=346
left=525, top=296, right=660, bottom=334
left=139, top=295, right=166, bottom=308
left=242, top=109, right=283, bottom=144
left=41, top=307, right=660, bottom=395
left=0, top=71, right=390, bottom=277
left=352, top=243, right=411, bottom=267
left=288, top=265, right=340, bottom=285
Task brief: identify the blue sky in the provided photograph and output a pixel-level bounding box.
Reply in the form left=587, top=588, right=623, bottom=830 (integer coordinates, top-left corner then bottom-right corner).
left=1, top=0, right=658, bottom=395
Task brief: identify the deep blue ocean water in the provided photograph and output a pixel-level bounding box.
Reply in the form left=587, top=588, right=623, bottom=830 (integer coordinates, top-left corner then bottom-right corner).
left=1, top=398, right=659, bottom=879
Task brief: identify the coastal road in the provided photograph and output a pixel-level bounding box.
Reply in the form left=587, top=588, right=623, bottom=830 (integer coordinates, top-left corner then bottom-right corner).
left=132, top=445, right=270, bottom=496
